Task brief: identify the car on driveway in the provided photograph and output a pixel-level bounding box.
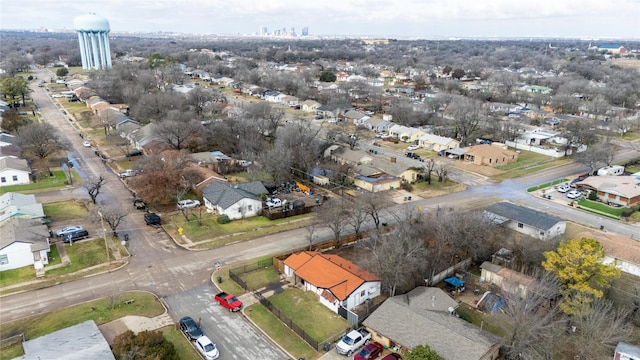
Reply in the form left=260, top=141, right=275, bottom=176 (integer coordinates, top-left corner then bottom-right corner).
left=62, top=229, right=89, bottom=243
left=55, top=225, right=84, bottom=237
left=179, top=316, right=203, bottom=341
left=195, top=335, right=219, bottom=360
left=354, top=342, right=384, bottom=360
left=177, top=199, right=201, bottom=209
left=82, top=140, right=91, bottom=147
left=557, top=184, right=570, bottom=193
left=406, top=145, right=420, bottom=151
left=567, top=190, right=582, bottom=199
left=265, top=198, right=282, bottom=208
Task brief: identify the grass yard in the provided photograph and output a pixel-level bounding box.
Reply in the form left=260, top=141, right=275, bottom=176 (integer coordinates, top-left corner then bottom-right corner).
left=162, top=326, right=201, bottom=360
left=268, top=288, right=351, bottom=342
left=0, top=170, right=72, bottom=194
left=45, top=238, right=112, bottom=276
left=494, top=151, right=570, bottom=181
left=526, top=178, right=569, bottom=192
left=239, top=266, right=281, bottom=291
left=247, top=304, right=319, bottom=359
left=411, top=179, right=460, bottom=192
left=0, top=291, right=164, bottom=358
left=576, top=199, right=624, bottom=218
left=0, top=265, right=37, bottom=288
left=43, top=201, right=88, bottom=222
left=167, top=213, right=313, bottom=246
left=455, top=302, right=505, bottom=337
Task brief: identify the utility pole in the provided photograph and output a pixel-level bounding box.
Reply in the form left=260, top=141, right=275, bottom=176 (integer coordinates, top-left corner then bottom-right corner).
left=97, top=210, right=110, bottom=265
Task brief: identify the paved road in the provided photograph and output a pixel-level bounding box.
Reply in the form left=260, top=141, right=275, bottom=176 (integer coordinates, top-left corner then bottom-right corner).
left=165, top=285, right=288, bottom=360
left=2, top=67, right=639, bottom=347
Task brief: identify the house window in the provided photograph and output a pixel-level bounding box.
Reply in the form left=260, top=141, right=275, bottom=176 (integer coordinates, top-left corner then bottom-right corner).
left=0, top=254, right=8, bottom=265
left=0, top=177, right=5, bottom=183
left=361, top=290, right=365, bottom=297
left=540, top=231, right=545, bottom=236
left=248, top=205, right=252, bottom=211
left=518, top=223, right=524, bottom=228
left=12, top=175, right=18, bottom=181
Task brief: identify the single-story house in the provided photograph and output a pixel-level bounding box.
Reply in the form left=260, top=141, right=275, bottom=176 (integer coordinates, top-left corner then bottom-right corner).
left=283, top=251, right=381, bottom=312
left=485, top=202, right=566, bottom=241
left=0, top=217, right=51, bottom=271
left=388, top=125, right=426, bottom=143
left=301, top=100, right=321, bottom=112
left=18, top=320, right=115, bottom=360
left=480, top=261, right=535, bottom=298
left=418, top=134, right=460, bottom=152
left=576, top=176, right=640, bottom=207
left=202, top=181, right=267, bottom=220
left=353, top=166, right=401, bottom=192
left=577, top=231, right=640, bottom=278
left=0, top=156, right=31, bottom=187
left=362, top=287, right=501, bottom=360
left=363, top=118, right=394, bottom=133
left=316, top=104, right=352, bottom=119
left=614, top=342, right=640, bottom=360
left=130, top=123, right=160, bottom=150
left=343, top=110, right=369, bottom=125
left=0, top=192, right=45, bottom=223
left=464, top=144, right=519, bottom=167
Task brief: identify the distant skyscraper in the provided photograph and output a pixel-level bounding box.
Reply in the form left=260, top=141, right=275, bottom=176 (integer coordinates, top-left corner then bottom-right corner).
left=260, top=26, right=267, bottom=36
left=291, top=27, right=296, bottom=36
left=73, top=13, right=112, bottom=69
left=301, top=27, right=309, bottom=36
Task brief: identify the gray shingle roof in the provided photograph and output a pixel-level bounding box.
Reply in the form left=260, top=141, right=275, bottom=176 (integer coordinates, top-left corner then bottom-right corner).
left=21, top=320, right=115, bottom=360
left=363, top=287, right=501, bottom=360
left=485, top=202, right=564, bottom=231
left=202, top=181, right=266, bottom=210
left=0, top=156, right=30, bottom=173
left=0, top=217, right=49, bottom=250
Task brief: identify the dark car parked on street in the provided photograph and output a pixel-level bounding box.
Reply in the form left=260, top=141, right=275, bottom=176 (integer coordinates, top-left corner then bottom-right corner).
left=179, top=316, right=203, bottom=341
left=144, top=213, right=161, bottom=226
left=62, top=229, right=89, bottom=243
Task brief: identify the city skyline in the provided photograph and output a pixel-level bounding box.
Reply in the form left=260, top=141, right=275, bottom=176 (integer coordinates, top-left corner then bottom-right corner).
left=1, top=0, right=639, bottom=39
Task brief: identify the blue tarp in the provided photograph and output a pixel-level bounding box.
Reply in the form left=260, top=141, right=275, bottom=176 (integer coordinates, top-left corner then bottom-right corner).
left=444, top=277, right=465, bottom=288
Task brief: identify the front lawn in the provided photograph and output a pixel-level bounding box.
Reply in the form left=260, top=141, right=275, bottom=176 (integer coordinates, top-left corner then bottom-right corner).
left=247, top=303, right=319, bottom=359
left=43, top=201, right=88, bottom=222
left=494, top=151, right=570, bottom=181
left=0, top=265, right=37, bottom=288
left=576, top=199, right=625, bottom=218
left=239, top=266, right=280, bottom=291
left=162, top=326, right=201, bottom=360
left=268, top=288, right=350, bottom=342
left=0, top=170, right=73, bottom=194
left=45, top=238, right=112, bottom=276
left=526, top=178, right=569, bottom=192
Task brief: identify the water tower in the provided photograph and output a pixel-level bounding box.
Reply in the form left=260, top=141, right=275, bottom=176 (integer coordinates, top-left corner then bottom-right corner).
left=73, top=13, right=112, bottom=70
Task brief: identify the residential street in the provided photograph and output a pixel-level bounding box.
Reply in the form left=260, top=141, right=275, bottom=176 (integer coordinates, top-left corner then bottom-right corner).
left=1, top=67, right=638, bottom=353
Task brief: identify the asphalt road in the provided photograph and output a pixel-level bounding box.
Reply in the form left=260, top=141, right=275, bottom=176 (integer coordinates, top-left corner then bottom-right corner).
left=165, top=285, right=288, bottom=360
left=1, top=67, right=638, bottom=356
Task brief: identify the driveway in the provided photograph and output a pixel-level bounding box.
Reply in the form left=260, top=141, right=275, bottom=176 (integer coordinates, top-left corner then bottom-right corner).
left=164, top=285, right=289, bottom=360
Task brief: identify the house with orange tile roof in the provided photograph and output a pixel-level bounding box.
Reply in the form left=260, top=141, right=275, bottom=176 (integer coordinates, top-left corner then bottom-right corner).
left=464, top=143, right=518, bottom=167
left=283, top=251, right=381, bottom=313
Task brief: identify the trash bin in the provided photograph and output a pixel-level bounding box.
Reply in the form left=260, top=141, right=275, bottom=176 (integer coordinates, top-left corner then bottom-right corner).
left=217, top=276, right=222, bottom=284
left=323, top=342, right=330, bottom=352
left=600, top=225, right=604, bottom=231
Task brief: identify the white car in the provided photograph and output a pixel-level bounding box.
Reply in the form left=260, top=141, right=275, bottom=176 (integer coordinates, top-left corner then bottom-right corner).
left=557, top=184, right=570, bottom=193
left=82, top=140, right=91, bottom=148
left=177, top=199, right=201, bottom=209
left=266, top=198, right=282, bottom=208
left=406, top=145, right=420, bottom=151
left=567, top=190, right=582, bottom=199
left=195, top=336, right=219, bottom=360
left=51, top=94, right=64, bottom=98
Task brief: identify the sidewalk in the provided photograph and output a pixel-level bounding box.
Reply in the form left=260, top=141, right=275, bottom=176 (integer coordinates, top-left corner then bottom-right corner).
left=99, top=313, right=175, bottom=344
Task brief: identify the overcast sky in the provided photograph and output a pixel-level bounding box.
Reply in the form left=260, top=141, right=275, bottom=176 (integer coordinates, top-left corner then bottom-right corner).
left=2, top=0, right=639, bottom=39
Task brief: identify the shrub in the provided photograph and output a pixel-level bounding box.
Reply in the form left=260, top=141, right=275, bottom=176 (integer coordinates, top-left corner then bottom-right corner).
left=588, top=190, right=597, bottom=201
left=217, top=214, right=230, bottom=224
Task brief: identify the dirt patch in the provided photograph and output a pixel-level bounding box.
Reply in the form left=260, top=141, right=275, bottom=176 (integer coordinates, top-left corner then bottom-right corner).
left=609, top=58, right=640, bottom=71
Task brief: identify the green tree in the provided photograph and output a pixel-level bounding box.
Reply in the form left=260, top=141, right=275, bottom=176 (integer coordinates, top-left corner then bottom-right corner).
left=404, top=344, right=444, bottom=360
left=319, top=70, right=336, bottom=82
left=112, top=330, right=178, bottom=360
left=542, top=238, right=621, bottom=316
left=0, top=110, right=30, bottom=132
left=1, top=76, right=30, bottom=106
left=55, top=67, right=69, bottom=77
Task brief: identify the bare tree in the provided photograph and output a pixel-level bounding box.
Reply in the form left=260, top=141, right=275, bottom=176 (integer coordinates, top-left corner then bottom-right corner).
left=243, top=102, right=284, bottom=138
left=154, top=118, right=203, bottom=150
left=16, top=122, right=67, bottom=175
left=359, top=207, right=427, bottom=296
left=422, top=158, right=437, bottom=184
left=84, top=174, right=107, bottom=204
left=573, top=143, right=611, bottom=174
left=360, top=191, right=390, bottom=229
left=435, top=163, right=449, bottom=182
left=315, top=200, right=348, bottom=248
left=498, top=272, right=565, bottom=360
left=345, top=199, right=368, bottom=239
left=96, top=205, right=129, bottom=237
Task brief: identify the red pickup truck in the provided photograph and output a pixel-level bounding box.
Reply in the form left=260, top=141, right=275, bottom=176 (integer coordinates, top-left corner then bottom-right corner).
left=214, top=292, right=243, bottom=312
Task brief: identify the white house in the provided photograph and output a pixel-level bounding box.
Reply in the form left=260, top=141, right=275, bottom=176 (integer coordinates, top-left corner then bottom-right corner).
left=485, top=202, right=566, bottom=241
left=283, top=251, right=381, bottom=312
left=418, top=134, right=460, bottom=152
left=0, top=156, right=31, bottom=186
left=0, top=192, right=45, bottom=223
left=0, top=217, right=51, bottom=271
left=201, top=181, right=267, bottom=220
